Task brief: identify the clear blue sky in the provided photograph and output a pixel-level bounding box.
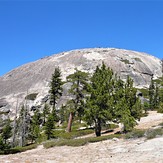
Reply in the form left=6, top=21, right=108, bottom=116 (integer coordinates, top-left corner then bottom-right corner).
left=0, top=0, right=163, bottom=76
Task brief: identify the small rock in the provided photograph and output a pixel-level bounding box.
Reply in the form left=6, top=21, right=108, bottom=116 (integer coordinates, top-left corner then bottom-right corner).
left=112, top=138, right=119, bottom=142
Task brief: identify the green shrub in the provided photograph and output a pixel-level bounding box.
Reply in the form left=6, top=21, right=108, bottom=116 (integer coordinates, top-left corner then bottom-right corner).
left=63, top=139, right=88, bottom=146
left=55, top=131, right=75, bottom=139
left=0, top=144, right=37, bottom=155
left=121, top=59, right=130, bottom=64
left=88, top=134, right=121, bottom=143
left=134, top=58, right=142, bottom=62
left=43, top=134, right=122, bottom=148
left=125, top=129, right=145, bottom=139
left=145, top=128, right=163, bottom=139
left=157, top=103, right=163, bottom=113
left=158, top=122, right=163, bottom=126
left=54, top=129, right=94, bottom=139
left=43, top=139, right=88, bottom=148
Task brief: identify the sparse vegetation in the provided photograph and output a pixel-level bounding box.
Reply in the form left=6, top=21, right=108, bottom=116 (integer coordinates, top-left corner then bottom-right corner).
left=125, top=129, right=145, bottom=139
left=1, top=64, right=163, bottom=155
left=121, top=59, right=130, bottom=64
left=0, top=144, right=37, bottom=155
left=134, top=58, right=142, bottom=62
left=54, top=129, right=94, bottom=139
left=145, top=128, right=163, bottom=139
left=25, top=93, right=38, bottom=100
left=43, top=134, right=121, bottom=148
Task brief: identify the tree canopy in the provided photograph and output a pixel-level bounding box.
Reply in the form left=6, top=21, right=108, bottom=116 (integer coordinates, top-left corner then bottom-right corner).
left=84, top=63, right=142, bottom=136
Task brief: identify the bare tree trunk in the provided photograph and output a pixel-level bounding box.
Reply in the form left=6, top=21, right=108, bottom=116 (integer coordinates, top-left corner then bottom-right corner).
left=12, top=98, right=18, bottom=147
left=20, top=125, right=24, bottom=147
left=95, top=119, right=101, bottom=137
left=20, top=106, right=26, bottom=147
left=67, top=112, right=73, bottom=132
left=20, top=90, right=28, bottom=147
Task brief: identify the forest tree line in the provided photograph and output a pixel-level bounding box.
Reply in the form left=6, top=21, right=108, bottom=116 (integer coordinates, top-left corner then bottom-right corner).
left=0, top=62, right=163, bottom=150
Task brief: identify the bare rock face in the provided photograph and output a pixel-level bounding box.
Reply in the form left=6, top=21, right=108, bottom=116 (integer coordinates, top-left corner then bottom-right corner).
left=0, top=48, right=162, bottom=117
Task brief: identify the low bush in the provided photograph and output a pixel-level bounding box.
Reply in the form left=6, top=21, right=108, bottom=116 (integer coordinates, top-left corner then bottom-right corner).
left=43, top=138, right=88, bottom=148
left=88, top=134, right=121, bottom=143
left=43, top=134, right=122, bottom=148
left=54, top=129, right=94, bottom=139
left=158, top=122, right=163, bottom=126
left=145, top=128, right=163, bottom=139
left=125, top=129, right=145, bottom=139
left=0, top=144, right=38, bottom=155
left=121, top=59, right=130, bottom=64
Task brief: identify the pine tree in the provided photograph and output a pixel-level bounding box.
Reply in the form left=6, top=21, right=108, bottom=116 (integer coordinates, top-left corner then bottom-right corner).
left=153, top=83, right=159, bottom=109
left=66, top=69, right=89, bottom=132
left=42, top=103, right=50, bottom=125
left=149, top=76, right=155, bottom=110
left=12, top=98, right=19, bottom=147
left=158, top=76, right=163, bottom=112
left=18, top=105, right=30, bottom=147
left=45, top=113, right=55, bottom=140
left=159, top=76, right=163, bottom=103
left=2, top=120, right=12, bottom=145
left=143, top=102, right=149, bottom=114
left=29, top=109, right=41, bottom=143
left=84, top=64, right=143, bottom=135
left=49, top=67, right=63, bottom=125
left=0, top=136, right=5, bottom=150
left=149, top=76, right=162, bottom=110
left=59, top=104, right=68, bottom=124
left=117, top=76, right=142, bottom=132
left=65, top=100, right=76, bottom=132
left=85, top=63, right=115, bottom=136
left=125, top=76, right=142, bottom=119
left=115, top=97, right=136, bottom=132
left=49, top=67, right=63, bottom=108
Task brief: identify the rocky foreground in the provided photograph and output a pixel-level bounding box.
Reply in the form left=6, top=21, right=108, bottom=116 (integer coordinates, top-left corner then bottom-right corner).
left=0, top=111, right=163, bottom=163
left=1, top=137, right=163, bottom=163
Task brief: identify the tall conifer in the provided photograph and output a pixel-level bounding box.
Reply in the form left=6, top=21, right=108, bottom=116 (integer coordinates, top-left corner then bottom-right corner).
left=49, top=67, right=63, bottom=106
left=49, top=67, right=63, bottom=120
left=66, top=69, right=89, bottom=132
left=85, top=63, right=114, bottom=136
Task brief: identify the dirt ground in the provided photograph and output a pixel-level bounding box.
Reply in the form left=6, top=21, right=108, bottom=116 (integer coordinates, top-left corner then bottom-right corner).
left=0, top=111, right=163, bottom=163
